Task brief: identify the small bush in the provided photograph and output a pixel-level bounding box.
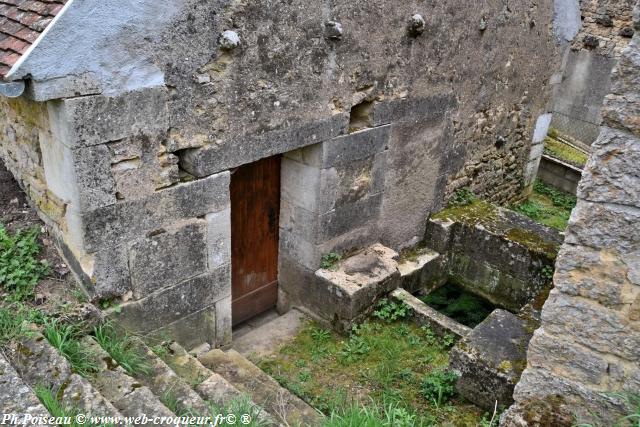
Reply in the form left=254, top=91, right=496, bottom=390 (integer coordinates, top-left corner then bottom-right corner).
left=94, top=323, right=152, bottom=376
left=448, top=188, right=476, bottom=207
left=320, top=252, right=342, bottom=270
left=43, top=319, right=98, bottom=377
left=0, top=225, right=50, bottom=301
left=372, top=299, right=412, bottom=322
left=421, top=369, right=458, bottom=406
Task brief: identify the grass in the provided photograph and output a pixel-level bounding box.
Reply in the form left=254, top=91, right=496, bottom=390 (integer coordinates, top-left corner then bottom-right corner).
left=207, top=396, right=274, bottom=427
left=543, top=136, right=588, bottom=168
left=258, top=320, right=484, bottom=426
left=42, top=318, right=99, bottom=377
left=35, top=385, right=116, bottom=427
left=0, top=224, right=50, bottom=301
left=0, top=303, right=44, bottom=345
left=94, top=322, right=152, bottom=376
left=512, top=180, right=577, bottom=231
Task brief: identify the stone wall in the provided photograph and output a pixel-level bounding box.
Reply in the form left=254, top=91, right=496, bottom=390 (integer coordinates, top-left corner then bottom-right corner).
left=503, top=8, right=640, bottom=425
left=550, top=0, right=635, bottom=144
left=0, top=0, right=562, bottom=346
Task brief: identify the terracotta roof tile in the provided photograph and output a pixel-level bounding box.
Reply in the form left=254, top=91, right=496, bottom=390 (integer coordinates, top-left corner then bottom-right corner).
left=0, top=0, right=67, bottom=80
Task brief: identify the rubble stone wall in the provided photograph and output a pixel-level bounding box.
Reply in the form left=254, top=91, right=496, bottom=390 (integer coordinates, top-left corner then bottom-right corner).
left=504, top=8, right=640, bottom=425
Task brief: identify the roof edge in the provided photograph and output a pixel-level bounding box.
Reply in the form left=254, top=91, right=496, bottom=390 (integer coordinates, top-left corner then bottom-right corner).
left=4, top=0, right=76, bottom=82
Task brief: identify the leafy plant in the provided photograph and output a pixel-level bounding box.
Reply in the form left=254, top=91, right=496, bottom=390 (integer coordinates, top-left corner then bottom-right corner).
left=339, top=335, right=371, bottom=364
left=420, top=370, right=458, bottom=406
left=541, top=265, right=554, bottom=282
left=0, top=304, right=43, bottom=345
left=43, top=318, right=98, bottom=377
left=0, top=225, right=50, bottom=301
left=448, top=188, right=476, bottom=207
left=372, top=299, right=412, bottom=322
left=94, top=322, right=152, bottom=376
left=310, top=326, right=331, bottom=343
left=320, top=252, right=342, bottom=270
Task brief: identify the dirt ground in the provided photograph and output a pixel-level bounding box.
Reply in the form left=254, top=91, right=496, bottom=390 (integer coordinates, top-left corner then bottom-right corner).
left=0, top=159, right=81, bottom=311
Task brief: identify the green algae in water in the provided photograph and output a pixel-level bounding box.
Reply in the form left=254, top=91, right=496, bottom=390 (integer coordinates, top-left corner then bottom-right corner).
left=420, top=283, right=496, bottom=328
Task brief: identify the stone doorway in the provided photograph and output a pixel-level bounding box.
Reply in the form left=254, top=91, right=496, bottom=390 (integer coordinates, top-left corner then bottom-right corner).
left=230, top=155, right=282, bottom=326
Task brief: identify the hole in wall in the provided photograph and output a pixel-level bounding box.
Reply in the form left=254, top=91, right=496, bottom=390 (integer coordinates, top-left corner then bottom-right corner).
left=349, top=100, right=374, bottom=133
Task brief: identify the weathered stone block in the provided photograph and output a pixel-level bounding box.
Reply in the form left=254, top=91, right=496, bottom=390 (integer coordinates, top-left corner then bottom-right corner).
left=206, top=208, right=231, bottom=270
left=317, top=193, right=383, bottom=241
left=59, top=87, right=170, bottom=148
left=397, top=249, right=447, bottom=294
left=146, top=305, right=217, bottom=349
left=450, top=309, right=532, bottom=411
left=73, top=144, right=117, bottom=209
left=313, top=244, right=400, bottom=330
left=321, top=125, right=390, bottom=168
left=579, top=127, right=640, bottom=208
left=129, top=219, right=208, bottom=298
left=81, top=171, right=230, bottom=252
left=90, top=244, right=131, bottom=300
left=180, top=115, right=348, bottom=177
left=281, top=157, right=321, bottom=212
left=372, top=95, right=456, bottom=126
left=115, top=265, right=230, bottom=334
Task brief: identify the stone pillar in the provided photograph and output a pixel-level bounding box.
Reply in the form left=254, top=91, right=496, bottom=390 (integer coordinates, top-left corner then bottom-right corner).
left=278, top=125, right=390, bottom=317
left=502, top=16, right=640, bottom=426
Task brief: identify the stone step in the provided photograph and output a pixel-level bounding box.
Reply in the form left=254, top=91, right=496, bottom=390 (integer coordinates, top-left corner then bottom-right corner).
left=0, top=351, right=52, bottom=422
left=131, top=340, right=210, bottom=415
left=199, top=349, right=323, bottom=427
left=81, top=336, right=175, bottom=421
left=156, top=341, right=277, bottom=424
left=232, top=309, right=307, bottom=359
left=7, top=332, right=122, bottom=419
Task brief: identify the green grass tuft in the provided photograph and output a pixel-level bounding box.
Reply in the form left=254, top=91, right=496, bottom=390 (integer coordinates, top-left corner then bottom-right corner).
left=0, top=303, right=43, bottom=345
left=543, top=136, right=588, bottom=168
left=0, top=225, right=50, bottom=302
left=43, top=318, right=98, bottom=377
left=512, top=180, right=577, bottom=231
left=94, top=322, right=152, bottom=376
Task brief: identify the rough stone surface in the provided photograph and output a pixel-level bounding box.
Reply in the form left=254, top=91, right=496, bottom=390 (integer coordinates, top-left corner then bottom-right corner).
left=313, top=243, right=400, bottom=329
left=396, top=249, right=447, bottom=294
left=425, top=203, right=562, bottom=311
left=450, top=309, right=532, bottom=412
left=0, top=352, right=50, bottom=417
left=506, top=20, right=640, bottom=426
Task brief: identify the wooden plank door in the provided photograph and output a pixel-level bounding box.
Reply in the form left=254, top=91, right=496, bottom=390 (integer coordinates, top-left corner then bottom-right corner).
left=230, top=156, right=281, bottom=326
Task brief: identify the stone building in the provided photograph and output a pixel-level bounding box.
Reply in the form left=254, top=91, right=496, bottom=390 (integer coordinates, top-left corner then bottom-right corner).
left=0, top=0, right=562, bottom=348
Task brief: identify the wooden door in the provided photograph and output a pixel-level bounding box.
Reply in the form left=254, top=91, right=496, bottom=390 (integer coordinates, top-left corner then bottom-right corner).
left=230, top=156, right=281, bottom=326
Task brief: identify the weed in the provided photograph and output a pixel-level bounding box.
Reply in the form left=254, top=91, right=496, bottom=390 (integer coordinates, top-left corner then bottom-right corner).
left=448, top=188, right=476, bottom=208
left=511, top=180, right=576, bottom=231
left=43, top=318, right=98, bottom=377
left=310, top=327, right=331, bottom=344
left=0, top=225, right=50, bottom=301
left=541, top=265, right=554, bottom=282
left=320, top=252, right=342, bottom=270
left=94, top=322, right=152, bottom=376
left=150, top=343, right=170, bottom=359
left=298, top=370, right=312, bottom=382
left=339, top=335, right=370, bottom=364
left=421, top=370, right=458, bottom=406
left=35, top=385, right=82, bottom=427
left=372, top=299, right=412, bottom=322
left=0, top=304, right=43, bottom=345
left=323, top=400, right=427, bottom=427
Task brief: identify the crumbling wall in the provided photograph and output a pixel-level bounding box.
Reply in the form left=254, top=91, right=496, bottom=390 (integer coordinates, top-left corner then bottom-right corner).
left=550, top=0, right=635, bottom=144
left=503, top=10, right=640, bottom=425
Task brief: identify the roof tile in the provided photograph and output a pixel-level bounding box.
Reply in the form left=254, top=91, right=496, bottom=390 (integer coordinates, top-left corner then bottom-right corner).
left=0, top=0, right=67, bottom=79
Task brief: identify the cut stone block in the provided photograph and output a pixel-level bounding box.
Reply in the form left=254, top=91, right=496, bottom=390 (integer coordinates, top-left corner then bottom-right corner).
left=0, top=352, right=51, bottom=418
left=449, top=309, right=533, bottom=411
left=397, top=248, right=447, bottom=293
left=391, top=288, right=471, bottom=338
left=314, top=243, right=400, bottom=330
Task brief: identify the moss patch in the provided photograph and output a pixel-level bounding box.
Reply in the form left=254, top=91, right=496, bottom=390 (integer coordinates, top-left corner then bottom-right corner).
left=431, top=199, right=498, bottom=227
left=257, top=320, right=484, bottom=426
left=506, top=228, right=559, bottom=259
left=543, top=136, right=588, bottom=168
